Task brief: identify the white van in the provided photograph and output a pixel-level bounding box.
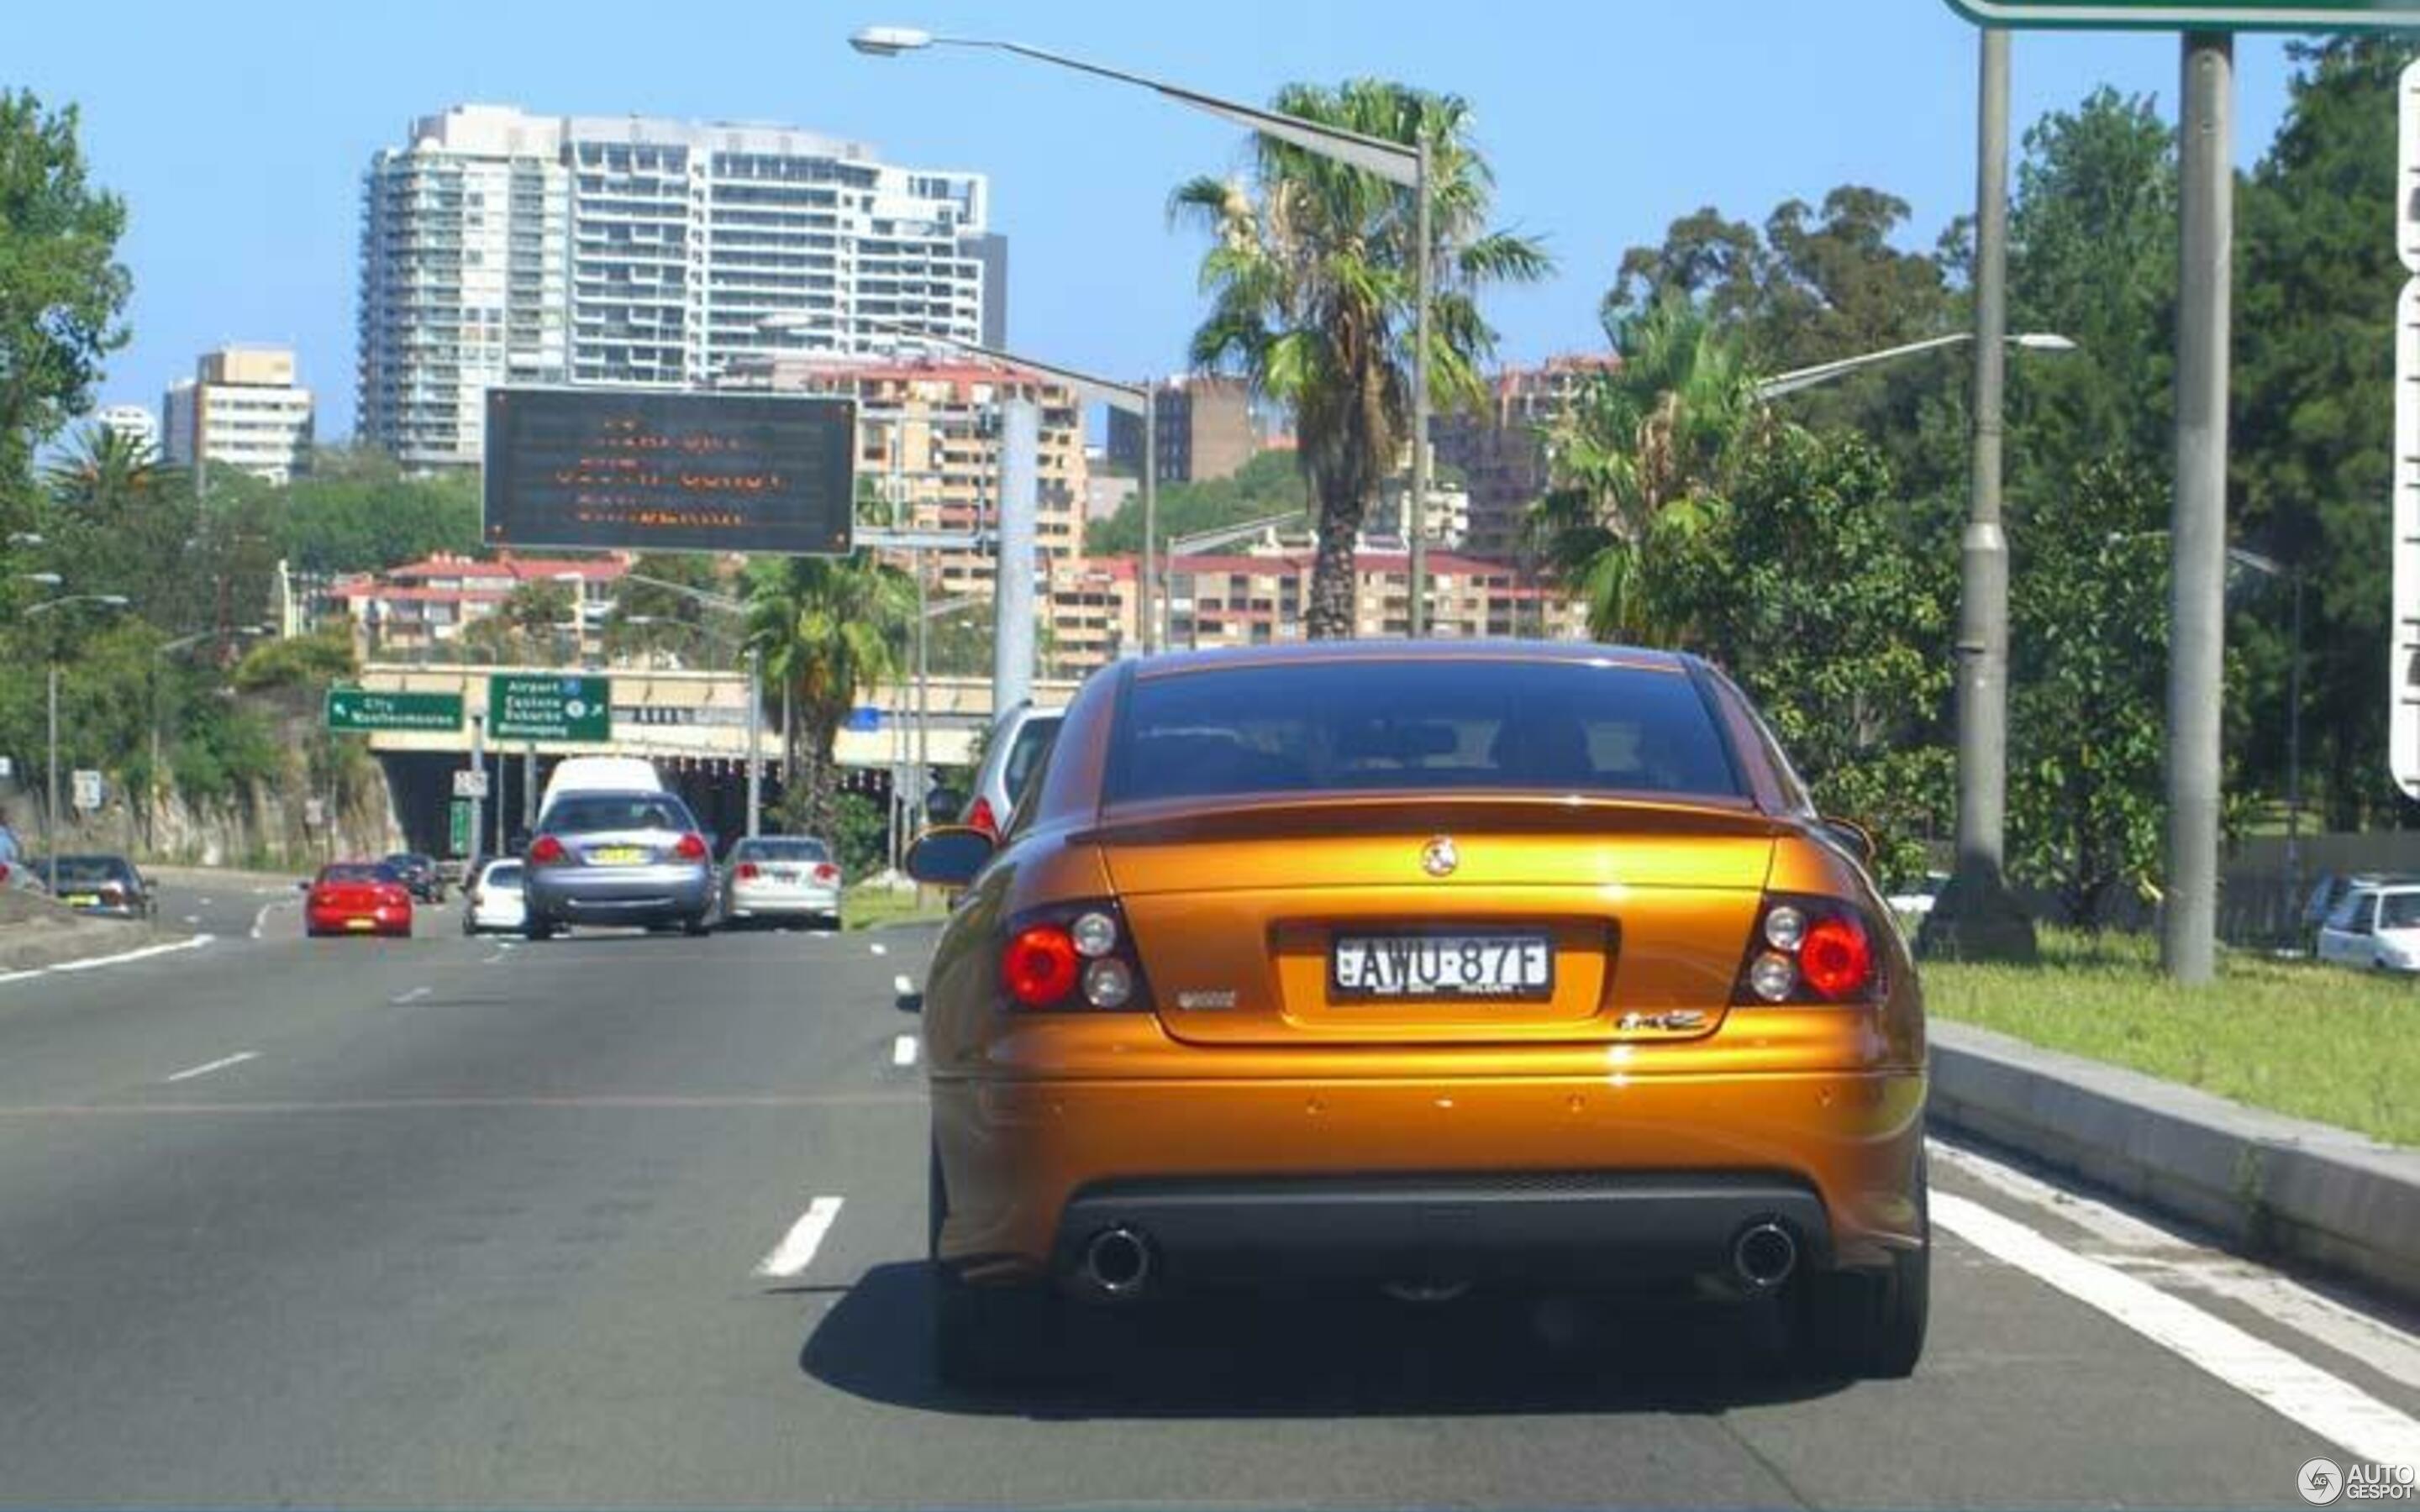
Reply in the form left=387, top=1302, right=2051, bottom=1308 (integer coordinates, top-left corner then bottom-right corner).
left=538, top=756, right=665, bottom=822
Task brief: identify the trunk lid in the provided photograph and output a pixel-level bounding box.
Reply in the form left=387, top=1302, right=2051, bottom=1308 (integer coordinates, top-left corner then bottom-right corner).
left=1096, top=795, right=1776, bottom=1047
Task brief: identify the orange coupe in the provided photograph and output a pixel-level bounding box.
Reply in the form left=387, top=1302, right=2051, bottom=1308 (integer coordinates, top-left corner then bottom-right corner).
left=906, top=641, right=1928, bottom=1384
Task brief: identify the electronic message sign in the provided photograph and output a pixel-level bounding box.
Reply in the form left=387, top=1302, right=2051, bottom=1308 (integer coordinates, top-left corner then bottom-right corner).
left=483, top=388, right=855, bottom=556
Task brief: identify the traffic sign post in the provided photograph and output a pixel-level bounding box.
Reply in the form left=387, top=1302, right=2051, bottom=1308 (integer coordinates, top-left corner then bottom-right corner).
left=447, top=798, right=474, bottom=858
left=488, top=674, right=612, bottom=743
left=1948, top=2, right=2420, bottom=27
left=71, top=769, right=103, bottom=812
left=325, top=688, right=466, bottom=734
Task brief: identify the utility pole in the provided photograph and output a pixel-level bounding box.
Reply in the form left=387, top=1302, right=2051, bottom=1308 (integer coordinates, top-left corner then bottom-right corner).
left=1407, top=132, right=1434, bottom=640
left=993, top=396, right=1039, bottom=719
left=45, top=659, right=60, bottom=895
left=744, top=643, right=762, bottom=839
left=469, top=712, right=487, bottom=863
left=2165, top=31, right=2233, bottom=984
left=1921, top=24, right=2037, bottom=963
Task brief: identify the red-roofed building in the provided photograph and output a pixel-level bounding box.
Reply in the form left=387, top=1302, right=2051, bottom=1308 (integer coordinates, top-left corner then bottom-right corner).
left=330, top=550, right=630, bottom=658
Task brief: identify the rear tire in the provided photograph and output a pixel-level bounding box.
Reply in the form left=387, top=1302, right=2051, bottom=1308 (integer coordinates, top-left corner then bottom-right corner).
left=683, top=914, right=712, bottom=938
left=928, top=1137, right=1065, bottom=1389
left=523, top=918, right=555, bottom=942
left=1796, top=1240, right=1928, bottom=1379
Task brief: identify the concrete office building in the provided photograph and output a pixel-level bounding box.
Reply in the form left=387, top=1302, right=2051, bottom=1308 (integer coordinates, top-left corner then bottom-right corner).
left=360, top=104, right=997, bottom=470
left=1106, top=375, right=1256, bottom=484
left=163, top=346, right=315, bottom=484
left=1433, top=354, right=1618, bottom=560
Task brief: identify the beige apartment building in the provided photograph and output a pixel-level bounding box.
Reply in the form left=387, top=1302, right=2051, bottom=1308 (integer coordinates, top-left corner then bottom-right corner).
left=1434, top=354, right=1618, bottom=559
left=1106, top=375, right=1256, bottom=483
left=163, top=345, right=316, bottom=485
left=721, top=354, right=1088, bottom=605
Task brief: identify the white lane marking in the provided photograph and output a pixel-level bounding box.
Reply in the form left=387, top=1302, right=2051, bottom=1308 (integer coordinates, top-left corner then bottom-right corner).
left=392, top=986, right=431, bottom=1005
left=45, top=935, right=214, bottom=974
left=869, top=942, right=887, bottom=957
left=250, top=899, right=294, bottom=940
left=197, top=897, right=213, bottom=907
left=164, top=1050, right=258, bottom=1084
left=892, top=973, right=914, bottom=996
left=481, top=949, right=509, bottom=966
left=1935, top=1190, right=2420, bottom=1468
left=1933, top=1140, right=2420, bottom=1393
left=753, top=1195, right=845, bottom=1278
left=181, top=915, right=201, bottom=926
left=892, top=1033, right=919, bottom=1067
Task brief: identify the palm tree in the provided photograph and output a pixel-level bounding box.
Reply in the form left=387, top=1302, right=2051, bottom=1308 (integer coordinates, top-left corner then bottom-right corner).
left=1172, top=80, right=1550, bottom=638
left=743, top=552, right=915, bottom=838
left=1525, top=297, right=1765, bottom=643
left=40, top=423, right=197, bottom=625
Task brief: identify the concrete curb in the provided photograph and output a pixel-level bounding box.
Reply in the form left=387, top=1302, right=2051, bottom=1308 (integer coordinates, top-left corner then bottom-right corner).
left=0, top=917, right=187, bottom=974
left=1929, top=1019, right=2420, bottom=1308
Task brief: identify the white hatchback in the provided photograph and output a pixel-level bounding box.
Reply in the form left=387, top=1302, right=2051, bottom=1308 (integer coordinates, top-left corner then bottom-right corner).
left=460, top=858, right=528, bottom=935
left=2315, top=884, right=2420, bottom=974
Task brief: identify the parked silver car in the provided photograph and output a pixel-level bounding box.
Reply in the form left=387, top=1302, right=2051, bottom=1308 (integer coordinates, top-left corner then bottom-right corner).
left=0, top=825, right=45, bottom=896
left=521, top=790, right=714, bottom=940
left=957, top=701, right=1063, bottom=839
left=718, top=835, right=843, bottom=930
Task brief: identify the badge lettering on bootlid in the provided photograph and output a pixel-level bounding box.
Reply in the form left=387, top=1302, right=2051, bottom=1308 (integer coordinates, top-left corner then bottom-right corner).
left=1420, top=836, right=1459, bottom=878
left=1176, top=989, right=1239, bottom=1010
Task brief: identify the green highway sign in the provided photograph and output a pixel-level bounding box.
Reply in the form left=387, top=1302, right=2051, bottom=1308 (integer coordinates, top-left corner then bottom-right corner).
left=325, top=687, right=466, bottom=733
left=1947, top=1, right=2420, bottom=26
left=447, top=798, right=474, bottom=858
left=489, top=673, right=612, bottom=743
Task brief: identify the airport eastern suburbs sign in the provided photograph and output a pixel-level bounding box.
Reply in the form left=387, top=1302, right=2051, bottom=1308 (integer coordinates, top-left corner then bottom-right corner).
left=483, top=388, right=856, bottom=557
left=1946, top=1, right=2418, bottom=26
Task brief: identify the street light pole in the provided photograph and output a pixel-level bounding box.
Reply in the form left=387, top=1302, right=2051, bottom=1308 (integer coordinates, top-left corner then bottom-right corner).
left=1408, top=131, right=1433, bottom=639
left=745, top=643, right=763, bottom=839
left=1920, top=24, right=2038, bottom=964
left=45, top=659, right=59, bottom=895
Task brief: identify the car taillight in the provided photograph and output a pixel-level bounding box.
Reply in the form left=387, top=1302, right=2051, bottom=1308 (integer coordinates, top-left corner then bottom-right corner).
left=813, top=863, right=840, bottom=885
left=674, top=833, right=708, bottom=862
left=0, top=863, right=10, bottom=885
left=529, top=835, right=567, bottom=865
left=381, top=885, right=410, bottom=907
left=965, top=795, right=1000, bottom=838
left=735, top=862, right=761, bottom=881
left=999, top=900, right=1150, bottom=1011
left=1735, top=894, right=1882, bottom=1005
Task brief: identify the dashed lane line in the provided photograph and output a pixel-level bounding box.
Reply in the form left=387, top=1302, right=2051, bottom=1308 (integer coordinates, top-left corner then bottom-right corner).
left=1934, top=1189, right=2420, bottom=1470
left=163, top=1051, right=258, bottom=1084
left=892, top=1033, right=919, bottom=1068
left=753, top=1195, right=845, bottom=1278
left=391, top=986, right=431, bottom=1005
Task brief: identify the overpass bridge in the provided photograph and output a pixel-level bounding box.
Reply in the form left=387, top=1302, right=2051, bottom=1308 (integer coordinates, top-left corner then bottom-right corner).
left=350, top=661, right=1084, bottom=857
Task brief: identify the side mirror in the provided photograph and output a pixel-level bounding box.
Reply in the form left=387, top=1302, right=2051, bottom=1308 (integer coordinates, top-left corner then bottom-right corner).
left=904, top=825, right=997, bottom=889
left=924, top=788, right=964, bottom=825
left=1821, top=816, right=1878, bottom=869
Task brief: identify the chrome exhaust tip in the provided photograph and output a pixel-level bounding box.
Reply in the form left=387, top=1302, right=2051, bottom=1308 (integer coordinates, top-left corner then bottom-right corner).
left=1732, top=1220, right=1799, bottom=1292
left=1079, top=1226, right=1153, bottom=1297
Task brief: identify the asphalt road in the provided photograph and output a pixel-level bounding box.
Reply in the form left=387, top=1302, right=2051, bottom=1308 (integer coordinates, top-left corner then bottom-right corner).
left=0, top=881, right=2414, bottom=1508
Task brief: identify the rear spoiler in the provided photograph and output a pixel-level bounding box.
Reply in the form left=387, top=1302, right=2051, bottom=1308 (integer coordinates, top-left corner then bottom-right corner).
left=1072, top=792, right=1792, bottom=849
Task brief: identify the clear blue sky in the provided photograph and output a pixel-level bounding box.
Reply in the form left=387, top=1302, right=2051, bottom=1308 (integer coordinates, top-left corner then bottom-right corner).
left=13, top=2, right=2308, bottom=441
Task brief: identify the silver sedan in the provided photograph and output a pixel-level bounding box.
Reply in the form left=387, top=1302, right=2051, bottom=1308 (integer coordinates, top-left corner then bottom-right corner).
left=718, top=836, right=843, bottom=930
left=521, top=791, right=715, bottom=940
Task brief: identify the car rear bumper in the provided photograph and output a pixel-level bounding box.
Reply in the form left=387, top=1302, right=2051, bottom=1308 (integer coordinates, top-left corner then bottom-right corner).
left=528, top=867, right=711, bottom=925
left=308, top=909, right=410, bottom=935
left=932, top=1067, right=1925, bottom=1289
left=725, top=884, right=842, bottom=919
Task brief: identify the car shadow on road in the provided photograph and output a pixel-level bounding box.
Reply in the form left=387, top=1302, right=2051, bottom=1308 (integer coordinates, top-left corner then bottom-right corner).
left=799, top=1261, right=1850, bottom=1419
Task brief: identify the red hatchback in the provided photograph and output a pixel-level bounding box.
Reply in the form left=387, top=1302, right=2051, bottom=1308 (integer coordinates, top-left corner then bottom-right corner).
left=304, top=862, right=413, bottom=938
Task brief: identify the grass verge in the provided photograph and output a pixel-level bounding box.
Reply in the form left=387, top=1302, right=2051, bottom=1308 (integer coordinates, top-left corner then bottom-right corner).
left=1923, top=929, right=2418, bottom=1147
left=843, top=883, right=949, bottom=932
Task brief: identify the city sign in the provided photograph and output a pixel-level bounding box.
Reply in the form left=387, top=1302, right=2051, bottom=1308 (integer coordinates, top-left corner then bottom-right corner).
left=451, top=768, right=491, bottom=801
left=483, top=388, right=856, bottom=556
left=1947, top=1, right=2420, bottom=26
left=325, top=687, right=466, bottom=734
left=489, top=674, right=612, bottom=743
left=447, top=798, right=474, bottom=858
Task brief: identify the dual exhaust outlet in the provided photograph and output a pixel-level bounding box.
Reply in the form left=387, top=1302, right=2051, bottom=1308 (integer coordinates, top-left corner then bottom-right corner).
left=1073, top=1218, right=1800, bottom=1298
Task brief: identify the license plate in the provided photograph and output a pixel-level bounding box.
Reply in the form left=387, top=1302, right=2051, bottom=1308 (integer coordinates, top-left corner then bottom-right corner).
left=591, top=847, right=647, bottom=865
left=345, top=917, right=374, bottom=932
left=768, top=868, right=798, bottom=882
left=64, top=894, right=100, bottom=907
left=1330, top=932, right=1554, bottom=1000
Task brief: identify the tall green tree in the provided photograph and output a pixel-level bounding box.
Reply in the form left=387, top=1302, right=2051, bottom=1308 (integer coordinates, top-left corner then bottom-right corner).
left=277, top=445, right=481, bottom=575
left=2234, top=37, right=2416, bottom=828
left=743, top=553, right=914, bottom=837
left=1652, top=424, right=1958, bottom=885
left=1525, top=297, right=1763, bottom=643
left=0, top=91, right=128, bottom=535
left=1173, top=79, right=1550, bottom=637
left=39, top=423, right=197, bottom=626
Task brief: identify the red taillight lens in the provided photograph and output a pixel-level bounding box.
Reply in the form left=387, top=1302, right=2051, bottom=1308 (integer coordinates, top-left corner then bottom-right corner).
left=965, top=795, right=999, bottom=838
left=675, top=833, right=708, bottom=862
left=735, top=861, right=761, bottom=881
left=0, top=863, right=11, bottom=884
left=1799, top=916, right=1875, bottom=1000
left=813, top=863, right=839, bottom=884
left=528, top=836, right=566, bottom=865
left=1002, top=925, right=1080, bottom=1007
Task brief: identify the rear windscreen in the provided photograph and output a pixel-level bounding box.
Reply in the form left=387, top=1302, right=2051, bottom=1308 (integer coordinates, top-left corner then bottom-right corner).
left=1003, top=717, right=1062, bottom=806
left=736, top=839, right=830, bottom=863
left=544, top=795, right=692, bottom=833
left=1107, top=660, right=1742, bottom=805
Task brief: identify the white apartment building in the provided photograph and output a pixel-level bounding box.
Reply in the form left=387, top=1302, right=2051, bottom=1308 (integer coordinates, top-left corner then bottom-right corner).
left=162, top=346, right=314, bottom=484
left=93, top=404, right=158, bottom=459
left=360, top=104, right=996, bottom=470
